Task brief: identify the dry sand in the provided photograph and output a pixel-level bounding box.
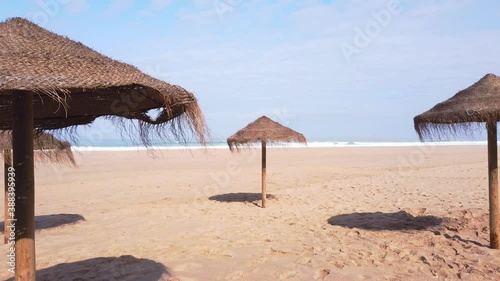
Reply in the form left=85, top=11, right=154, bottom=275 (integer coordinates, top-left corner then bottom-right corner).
left=1, top=145, right=499, bottom=280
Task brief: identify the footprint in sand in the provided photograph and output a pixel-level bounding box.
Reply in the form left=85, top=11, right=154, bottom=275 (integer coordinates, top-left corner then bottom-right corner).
left=275, top=270, right=298, bottom=279
left=313, top=269, right=331, bottom=280
left=270, top=248, right=296, bottom=256
left=202, top=249, right=232, bottom=258
left=172, top=262, right=202, bottom=271
left=296, top=256, right=312, bottom=266
left=402, top=207, right=427, bottom=216
left=247, top=257, right=268, bottom=265
left=225, top=271, right=244, bottom=280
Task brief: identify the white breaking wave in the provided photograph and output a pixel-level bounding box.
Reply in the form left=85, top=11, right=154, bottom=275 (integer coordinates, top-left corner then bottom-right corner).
left=71, top=141, right=488, bottom=152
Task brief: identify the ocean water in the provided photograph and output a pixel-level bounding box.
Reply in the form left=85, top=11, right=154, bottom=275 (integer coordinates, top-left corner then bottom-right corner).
left=71, top=140, right=489, bottom=152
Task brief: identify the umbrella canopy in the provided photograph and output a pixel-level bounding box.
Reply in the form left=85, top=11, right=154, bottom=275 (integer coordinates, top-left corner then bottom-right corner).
left=227, top=116, right=306, bottom=151
left=414, top=73, right=500, bottom=140
left=414, top=73, right=500, bottom=249
left=0, top=17, right=208, bottom=145
left=0, top=17, right=209, bottom=280
left=0, top=131, right=75, bottom=165
left=227, top=116, right=306, bottom=208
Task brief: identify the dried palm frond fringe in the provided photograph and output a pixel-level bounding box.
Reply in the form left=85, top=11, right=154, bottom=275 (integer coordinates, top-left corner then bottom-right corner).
left=0, top=131, right=75, bottom=166
left=414, top=73, right=500, bottom=141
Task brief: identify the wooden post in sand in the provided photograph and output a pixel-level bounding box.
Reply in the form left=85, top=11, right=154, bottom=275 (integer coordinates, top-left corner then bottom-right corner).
left=12, top=90, right=36, bottom=280
left=4, top=149, right=11, bottom=244
left=261, top=141, right=267, bottom=208
left=487, top=121, right=499, bottom=249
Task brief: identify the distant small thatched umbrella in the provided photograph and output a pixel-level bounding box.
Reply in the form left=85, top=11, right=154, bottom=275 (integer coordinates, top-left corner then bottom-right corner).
left=227, top=116, right=306, bottom=208
left=414, top=73, right=500, bottom=249
left=1, top=131, right=75, bottom=244
left=0, top=131, right=75, bottom=165
left=0, top=17, right=208, bottom=280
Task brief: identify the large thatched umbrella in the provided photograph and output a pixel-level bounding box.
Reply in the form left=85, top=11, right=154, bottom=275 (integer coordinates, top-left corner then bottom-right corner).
left=1, top=131, right=75, bottom=244
left=414, top=73, right=500, bottom=249
left=0, top=17, right=208, bottom=280
left=227, top=116, right=306, bottom=208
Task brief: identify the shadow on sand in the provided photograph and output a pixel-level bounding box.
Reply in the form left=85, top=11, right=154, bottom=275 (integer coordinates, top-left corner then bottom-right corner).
left=209, top=192, right=276, bottom=203
left=327, top=211, right=444, bottom=231
left=6, top=255, right=172, bottom=281
left=0, top=213, right=85, bottom=233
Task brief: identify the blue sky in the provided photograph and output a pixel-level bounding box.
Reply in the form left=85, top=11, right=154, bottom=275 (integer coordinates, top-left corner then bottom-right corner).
left=2, top=0, right=500, bottom=143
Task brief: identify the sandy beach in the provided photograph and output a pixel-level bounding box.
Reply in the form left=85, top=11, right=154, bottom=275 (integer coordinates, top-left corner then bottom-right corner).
left=1, top=145, right=499, bottom=280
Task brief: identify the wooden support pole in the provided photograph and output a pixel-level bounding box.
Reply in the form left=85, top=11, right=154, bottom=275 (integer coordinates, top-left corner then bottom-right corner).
left=4, top=149, right=12, bottom=244
left=262, top=141, right=266, bottom=208
left=487, top=121, right=499, bottom=249
left=13, top=90, right=36, bottom=280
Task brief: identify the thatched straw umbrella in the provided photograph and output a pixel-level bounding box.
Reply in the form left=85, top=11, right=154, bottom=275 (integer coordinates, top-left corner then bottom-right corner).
left=0, top=131, right=75, bottom=165
left=414, top=73, right=500, bottom=249
left=227, top=116, right=306, bottom=208
left=0, top=17, right=208, bottom=280
left=1, top=131, right=75, bottom=244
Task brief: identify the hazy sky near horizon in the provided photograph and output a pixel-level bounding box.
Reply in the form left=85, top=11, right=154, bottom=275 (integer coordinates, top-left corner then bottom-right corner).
left=2, top=0, right=500, bottom=143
